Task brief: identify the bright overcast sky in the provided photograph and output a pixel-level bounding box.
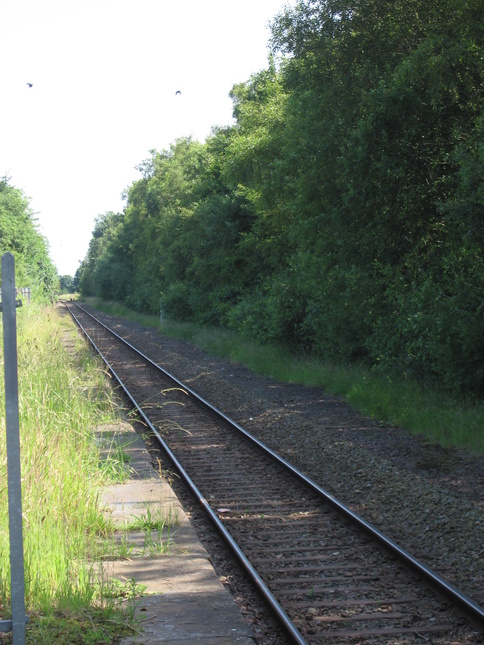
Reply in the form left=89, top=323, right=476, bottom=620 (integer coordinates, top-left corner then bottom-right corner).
left=0, top=0, right=293, bottom=276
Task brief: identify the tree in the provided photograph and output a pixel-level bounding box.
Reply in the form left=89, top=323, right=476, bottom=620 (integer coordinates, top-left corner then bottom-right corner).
left=78, top=211, right=128, bottom=300
left=0, top=176, right=58, bottom=299
left=59, top=275, right=75, bottom=294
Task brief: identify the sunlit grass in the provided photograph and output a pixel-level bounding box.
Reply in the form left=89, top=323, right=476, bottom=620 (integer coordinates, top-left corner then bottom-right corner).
left=83, top=297, right=484, bottom=455
left=0, top=303, right=140, bottom=642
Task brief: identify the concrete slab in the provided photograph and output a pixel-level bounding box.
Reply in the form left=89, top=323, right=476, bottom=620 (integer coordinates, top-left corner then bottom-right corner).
left=121, top=594, right=256, bottom=644
left=97, top=422, right=256, bottom=644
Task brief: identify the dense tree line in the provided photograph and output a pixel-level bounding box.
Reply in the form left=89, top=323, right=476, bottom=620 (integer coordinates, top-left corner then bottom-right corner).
left=79, top=0, right=484, bottom=396
left=0, top=176, right=58, bottom=299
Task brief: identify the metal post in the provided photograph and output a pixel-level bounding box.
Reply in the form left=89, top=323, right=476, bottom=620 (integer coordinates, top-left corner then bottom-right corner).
left=1, top=252, right=26, bottom=644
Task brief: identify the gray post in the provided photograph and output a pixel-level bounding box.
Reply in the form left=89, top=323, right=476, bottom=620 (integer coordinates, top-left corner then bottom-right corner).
left=1, top=253, right=26, bottom=644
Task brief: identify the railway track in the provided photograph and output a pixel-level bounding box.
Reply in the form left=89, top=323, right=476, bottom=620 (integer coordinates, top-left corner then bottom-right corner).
left=63, top=301, right=484, bottom=644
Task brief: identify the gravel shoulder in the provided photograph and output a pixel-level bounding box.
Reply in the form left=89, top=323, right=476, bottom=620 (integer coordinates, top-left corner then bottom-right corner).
left=87, top=308, right=484, bottom=611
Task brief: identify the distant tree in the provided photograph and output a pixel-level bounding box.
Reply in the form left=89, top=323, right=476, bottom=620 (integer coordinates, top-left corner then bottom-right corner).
left=78, top=211, right=128, bottom=300
left=73, top=267, right=81, bottom=292
left=59, top=275, right=75, bottom=293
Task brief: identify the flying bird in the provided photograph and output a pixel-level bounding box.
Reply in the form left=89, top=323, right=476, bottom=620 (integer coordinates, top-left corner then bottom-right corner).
left=27, top=83, right=33, bottom=87
left=175, top=90, right=181, bottom=95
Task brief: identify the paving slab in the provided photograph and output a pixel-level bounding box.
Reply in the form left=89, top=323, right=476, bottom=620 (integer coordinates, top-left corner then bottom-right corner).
left=97, top=422, right=256, bottom=644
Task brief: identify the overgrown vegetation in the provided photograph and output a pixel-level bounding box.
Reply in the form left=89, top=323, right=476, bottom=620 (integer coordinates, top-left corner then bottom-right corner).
left=78, top=0, right=484, bottom=400
left=0, top=304, right=145, bottom=643
left=83, top=298, right=484, bottom=455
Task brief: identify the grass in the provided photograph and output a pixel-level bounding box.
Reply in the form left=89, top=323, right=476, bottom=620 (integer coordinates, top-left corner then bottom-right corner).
left=82, top=297, right=484, bottom=455
left=127, top=506, right=177, bottom=557
left=100, top=501, right=179, bottom=561
left=96, top=432, right=134, bottom=483
left=0, top=302, right=148, bottom=643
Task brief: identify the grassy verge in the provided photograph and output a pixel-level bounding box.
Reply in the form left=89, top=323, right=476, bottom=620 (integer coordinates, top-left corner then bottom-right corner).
left=82, top=297, right=484, bottom=455
left=0, top=303, right=144, bottom=643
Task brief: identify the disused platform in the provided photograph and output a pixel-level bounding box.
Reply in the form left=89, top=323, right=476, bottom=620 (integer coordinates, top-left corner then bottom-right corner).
left=97, top=422, right=256, bottom=644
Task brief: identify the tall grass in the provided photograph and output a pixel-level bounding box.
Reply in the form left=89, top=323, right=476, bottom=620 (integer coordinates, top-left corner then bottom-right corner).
left=83, top=298, right=484, bottom=455
left=0, top=303, right=134, bottom=641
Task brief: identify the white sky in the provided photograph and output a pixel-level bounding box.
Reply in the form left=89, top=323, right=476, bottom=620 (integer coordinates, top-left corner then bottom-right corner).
left=0, top=0, right=292, bottom=276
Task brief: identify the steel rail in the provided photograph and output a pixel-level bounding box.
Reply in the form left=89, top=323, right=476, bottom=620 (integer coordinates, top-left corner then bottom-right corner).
left=64, top=301, right=307, bottom=645
left=65, top=301, right=484, bottom=630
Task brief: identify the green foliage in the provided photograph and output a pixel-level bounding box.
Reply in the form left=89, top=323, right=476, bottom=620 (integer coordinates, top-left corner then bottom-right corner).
left=0, top=176, right=58, bottom=299
left=80, top=0, right=484, bottom=397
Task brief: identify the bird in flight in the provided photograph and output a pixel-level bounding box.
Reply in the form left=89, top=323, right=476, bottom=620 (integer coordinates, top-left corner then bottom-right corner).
left=175, top=90, right=181, bottom=95
left=27, top=83, right=33, bottom=88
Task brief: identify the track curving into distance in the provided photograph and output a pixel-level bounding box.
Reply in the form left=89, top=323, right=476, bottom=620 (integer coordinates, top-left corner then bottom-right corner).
left=63, top=301, right=484, bottom=644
